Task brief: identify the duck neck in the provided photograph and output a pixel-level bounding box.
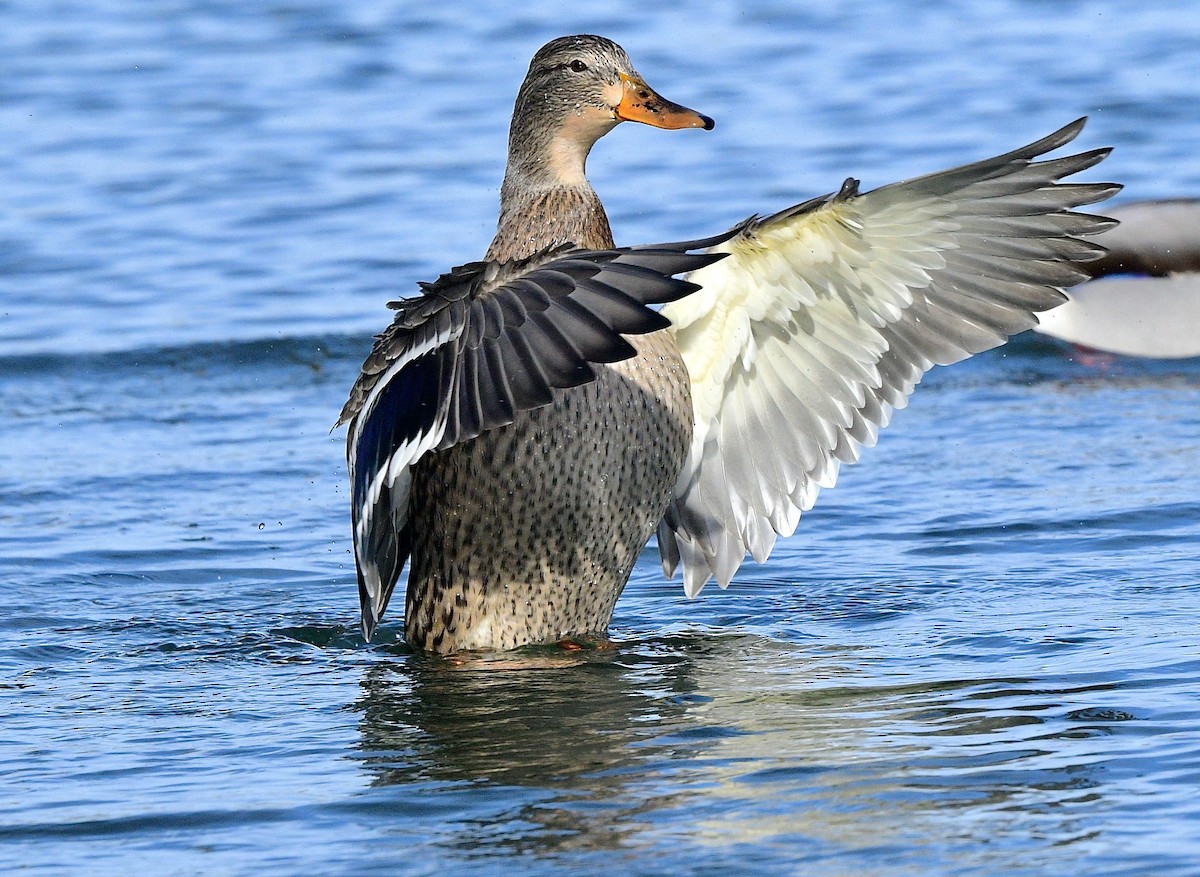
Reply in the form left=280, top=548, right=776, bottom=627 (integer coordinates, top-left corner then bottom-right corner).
left=486, top=103, right=617, bottom=262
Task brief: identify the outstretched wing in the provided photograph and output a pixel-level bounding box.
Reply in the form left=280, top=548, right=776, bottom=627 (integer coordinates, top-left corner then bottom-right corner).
left=340, top=240, right=730, bottom=639
left=658, top=118, right=1120, bottom=596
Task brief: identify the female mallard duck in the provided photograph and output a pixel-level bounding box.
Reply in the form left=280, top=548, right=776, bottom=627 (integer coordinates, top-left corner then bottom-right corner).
left=339, top=34, right=1119, bottom=654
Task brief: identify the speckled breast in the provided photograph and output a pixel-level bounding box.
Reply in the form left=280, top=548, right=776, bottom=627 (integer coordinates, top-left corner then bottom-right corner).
left=404, top=329, right=692, bottom=653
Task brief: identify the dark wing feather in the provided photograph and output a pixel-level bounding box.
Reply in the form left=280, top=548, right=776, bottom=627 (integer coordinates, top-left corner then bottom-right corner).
left=340, top=239, right=731, bottom=639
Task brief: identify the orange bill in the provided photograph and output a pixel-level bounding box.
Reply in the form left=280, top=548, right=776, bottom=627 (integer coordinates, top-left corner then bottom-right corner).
left=615, top=72, right=715, bottom=130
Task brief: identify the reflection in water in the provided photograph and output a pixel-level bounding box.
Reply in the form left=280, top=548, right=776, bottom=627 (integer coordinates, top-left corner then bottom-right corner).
left=350, top=629, right=1145, bottom=869
left=672, top=648, right=1130, bottom=865
left=352, top=642, right=709, bottom=855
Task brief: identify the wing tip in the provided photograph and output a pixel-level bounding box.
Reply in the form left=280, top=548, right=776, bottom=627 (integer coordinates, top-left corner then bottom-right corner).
left=1030, top=116, right=1088, bottom=156
left=357, top=564, right=381, bottom=643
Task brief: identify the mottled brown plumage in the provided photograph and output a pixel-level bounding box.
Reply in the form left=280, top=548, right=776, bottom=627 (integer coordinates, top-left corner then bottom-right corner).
left=486, top=187, right=614, bottom=263
left=405, top=332, right=691, bottom=651
left=397, top=35, right=707, bottom=651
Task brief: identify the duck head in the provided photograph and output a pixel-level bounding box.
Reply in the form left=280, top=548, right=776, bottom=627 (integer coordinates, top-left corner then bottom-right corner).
left=504, top=34, right=714, bottom=188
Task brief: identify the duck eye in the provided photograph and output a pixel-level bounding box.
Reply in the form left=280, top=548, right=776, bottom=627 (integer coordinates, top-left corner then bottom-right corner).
left=569, top=59, right=588, bottom=73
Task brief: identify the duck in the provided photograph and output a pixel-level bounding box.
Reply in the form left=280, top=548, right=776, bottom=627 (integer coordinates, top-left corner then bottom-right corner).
left=338, top=34, right=1119, bottom=654
left=1035, top=199, right=1200, bottom=358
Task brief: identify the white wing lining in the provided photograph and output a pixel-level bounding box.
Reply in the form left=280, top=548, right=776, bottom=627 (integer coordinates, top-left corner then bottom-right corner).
left=659, top=119, right=1119, bottom=596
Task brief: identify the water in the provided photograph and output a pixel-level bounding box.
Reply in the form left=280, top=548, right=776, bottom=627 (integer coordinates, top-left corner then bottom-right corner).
left=3, top=1, right=1200, bottom=874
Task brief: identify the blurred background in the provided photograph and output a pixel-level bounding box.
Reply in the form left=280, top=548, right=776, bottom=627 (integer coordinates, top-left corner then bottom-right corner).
left=3, top=0, right=1198, bottom=355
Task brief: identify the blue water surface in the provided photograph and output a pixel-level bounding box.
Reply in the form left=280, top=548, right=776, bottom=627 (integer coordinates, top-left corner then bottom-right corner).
left=2, top=1, right=1200, bottom=875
